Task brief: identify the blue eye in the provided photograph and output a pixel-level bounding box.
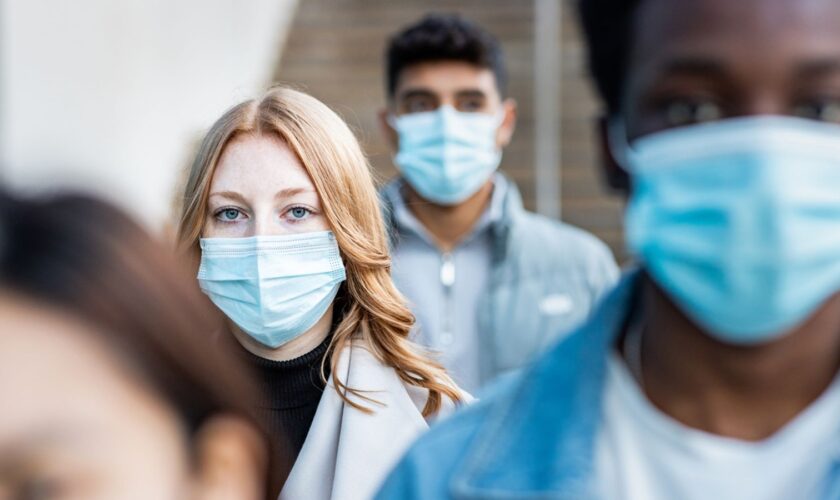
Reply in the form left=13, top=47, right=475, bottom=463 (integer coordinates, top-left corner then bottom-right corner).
left=288, top=207, right=311, bottom=220
left=214, top=207, right=245, bottom=222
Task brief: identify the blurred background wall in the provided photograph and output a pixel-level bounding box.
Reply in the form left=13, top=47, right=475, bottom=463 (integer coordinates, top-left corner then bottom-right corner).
left=0, top=0, right=298, bottom=228
left=0, top=0, right=624, bottom=258
left=274, top=0, right=624, bottom=258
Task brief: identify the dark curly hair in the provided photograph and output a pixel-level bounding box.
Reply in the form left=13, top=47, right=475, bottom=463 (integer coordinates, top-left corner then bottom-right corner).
left=576, top=0, right=643, bottom=117
left=385, top=13, right=507, bottom=98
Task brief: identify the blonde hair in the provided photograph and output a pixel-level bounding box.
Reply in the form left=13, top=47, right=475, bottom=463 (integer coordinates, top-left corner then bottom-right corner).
left=177, top=86, right=461, bottom=416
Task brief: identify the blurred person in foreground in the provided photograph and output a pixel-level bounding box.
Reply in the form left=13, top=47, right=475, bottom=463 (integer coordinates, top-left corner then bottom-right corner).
left=377, top=0, right=840, bottom=498
left=177, top=86, right=468, bottom=500
left=378, top=13, right=619, bottom=394
left=0, top=191, right=276, bottom=499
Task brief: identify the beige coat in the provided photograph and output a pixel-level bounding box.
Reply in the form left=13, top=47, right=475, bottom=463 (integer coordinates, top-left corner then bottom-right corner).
left=280, top=339, right=469, bottom=500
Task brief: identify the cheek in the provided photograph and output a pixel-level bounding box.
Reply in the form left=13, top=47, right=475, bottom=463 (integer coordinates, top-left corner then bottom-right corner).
left=88, top=405, right=192, bottom=499
left=285, top=213, right=331, bottom=234
left=22, top=400, right=193, bottom=500
left=200, top=214, right=216, bottom=237
left=73, top=438, right=188, bottom=500
left=202, top=216, right=250, bottom=238
left=307, top=213, right=332, bottom=232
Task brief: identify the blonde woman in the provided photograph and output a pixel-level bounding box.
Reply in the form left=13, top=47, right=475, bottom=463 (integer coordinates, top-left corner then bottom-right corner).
left=177, top=87, right=467, bottom=500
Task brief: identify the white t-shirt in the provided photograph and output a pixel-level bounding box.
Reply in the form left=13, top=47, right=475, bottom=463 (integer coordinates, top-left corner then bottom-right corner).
left=595, top=354, right=840, bottom=500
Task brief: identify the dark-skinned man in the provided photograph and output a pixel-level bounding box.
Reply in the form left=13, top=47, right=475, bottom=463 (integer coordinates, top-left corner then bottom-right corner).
left=377, top=1, right=840, bottom=498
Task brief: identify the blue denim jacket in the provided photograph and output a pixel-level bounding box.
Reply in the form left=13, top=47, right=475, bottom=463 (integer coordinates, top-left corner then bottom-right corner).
left=381, top=176, right=620, bottom=385
left=376, top=272, right=840, bottom=499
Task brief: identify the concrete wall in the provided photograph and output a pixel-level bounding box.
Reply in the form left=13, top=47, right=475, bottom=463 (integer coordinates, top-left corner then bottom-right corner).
left=0, top=0, right=299, bottom=229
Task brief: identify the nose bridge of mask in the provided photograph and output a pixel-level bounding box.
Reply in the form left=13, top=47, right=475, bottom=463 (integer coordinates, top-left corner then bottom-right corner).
left=441, top=105, right=504, bottom=139
left=257, top=238, right=342, bottom=278
left=200, top=232, right=343, bottom=278
left=393, top=105, right=502, bottom=142
left=607, top=116, right=800, bottom=174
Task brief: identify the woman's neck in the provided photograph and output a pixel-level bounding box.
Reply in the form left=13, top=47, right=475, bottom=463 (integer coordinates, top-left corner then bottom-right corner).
left=637, top=275, right=840, bottom=441
left=231, top=304, right=335, bottom=362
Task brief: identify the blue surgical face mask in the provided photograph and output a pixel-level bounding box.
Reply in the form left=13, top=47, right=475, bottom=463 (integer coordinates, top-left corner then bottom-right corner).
left=616, top=116, right=840, bottom=344
left=391, top=105, right=503, bottom=205
left=197, top=231, right=346, bottom=348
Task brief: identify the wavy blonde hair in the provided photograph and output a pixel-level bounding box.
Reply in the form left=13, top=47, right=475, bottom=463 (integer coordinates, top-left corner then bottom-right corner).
left=177, top=86, right=461, bottom=416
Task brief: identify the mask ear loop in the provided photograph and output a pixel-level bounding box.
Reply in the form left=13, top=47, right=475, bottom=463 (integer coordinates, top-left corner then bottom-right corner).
left=606, top=117, right=635, bottom=173
left=386, top=113, right=403, bottom=168
left=493, top=107, right=508, bottom=128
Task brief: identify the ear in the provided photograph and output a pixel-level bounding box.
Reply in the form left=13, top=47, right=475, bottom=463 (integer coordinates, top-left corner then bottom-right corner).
left=596, top=115, right=631, bottom=195
left=378, top=108, right=399, bottom=151
left=495, top=98, right=518, bottom=148
left=191, top=415, right=268, bottom=500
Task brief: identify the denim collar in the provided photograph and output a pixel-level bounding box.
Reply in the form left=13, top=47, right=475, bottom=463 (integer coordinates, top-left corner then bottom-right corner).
left=450, top=271, right=640, bottom=499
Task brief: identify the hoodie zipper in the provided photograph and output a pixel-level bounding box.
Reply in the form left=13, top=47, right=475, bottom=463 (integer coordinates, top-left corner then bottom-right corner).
left=440, top=251, right=455, bottom=347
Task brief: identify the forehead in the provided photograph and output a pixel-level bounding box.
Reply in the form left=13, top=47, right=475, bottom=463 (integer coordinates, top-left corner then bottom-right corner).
left=630, top=0, right=840, bottom=75
left=210, top=133, right=314, bottom=194
left=0, top=298, right=178, bottom=448
left=395, top=61, right=500, bottom=97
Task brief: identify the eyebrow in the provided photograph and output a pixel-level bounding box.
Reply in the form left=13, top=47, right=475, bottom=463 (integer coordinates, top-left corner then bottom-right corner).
left=455, top=89, right=487, bottom=100
left=208, top=190, right=247, bottom=203
left=208, top=188, right=315, bottom=203
left=397, top=89, right=438, bottom=102
left=653, top=57, right=729, bottom=81
left=274, top=187, right=315, bottom=200
left=795, top=59, right=840, bottom=79
left=0, top=428, right=84, bottom=470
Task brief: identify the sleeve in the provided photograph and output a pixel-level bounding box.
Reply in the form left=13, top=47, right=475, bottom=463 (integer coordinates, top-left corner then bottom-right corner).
left=586, top=237, right=621, bottom=304
left=374, top=448, right=448, bottom=500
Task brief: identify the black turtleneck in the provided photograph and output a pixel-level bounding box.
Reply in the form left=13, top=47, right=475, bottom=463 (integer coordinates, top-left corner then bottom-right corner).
left=242, top=334, right=333, bottom=464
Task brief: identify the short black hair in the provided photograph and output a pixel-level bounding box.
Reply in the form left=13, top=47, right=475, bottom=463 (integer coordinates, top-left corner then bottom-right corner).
left=385, top=13, right=507, bottom=98
left=576, top=0, right=642, bottom=117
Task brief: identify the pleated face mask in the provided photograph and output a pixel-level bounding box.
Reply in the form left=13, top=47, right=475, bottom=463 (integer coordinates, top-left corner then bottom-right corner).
left=197, top=231, right=346, bottom=348
left=617, top=116, right=840, bottom=344
left=391, top=105, right=503, bottom=205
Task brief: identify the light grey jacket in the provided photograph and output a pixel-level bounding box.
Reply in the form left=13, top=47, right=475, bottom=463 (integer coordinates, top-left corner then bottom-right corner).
left=382, top=176, right=620, bottom=384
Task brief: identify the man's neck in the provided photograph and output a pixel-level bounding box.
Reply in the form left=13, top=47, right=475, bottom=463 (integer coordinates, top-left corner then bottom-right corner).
left=402, top=179, right=495, bottom=252
left=635, top=274, right=840, bottom=441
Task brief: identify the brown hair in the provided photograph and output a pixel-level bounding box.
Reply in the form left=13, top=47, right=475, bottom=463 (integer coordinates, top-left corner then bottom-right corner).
left=177, top=86, right=462, bottom=416
left=0, top=191, right=287, bottom=497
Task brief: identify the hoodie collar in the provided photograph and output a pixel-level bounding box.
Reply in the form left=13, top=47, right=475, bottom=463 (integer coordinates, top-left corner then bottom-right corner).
left=382, top=174, right=522, bottom=261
